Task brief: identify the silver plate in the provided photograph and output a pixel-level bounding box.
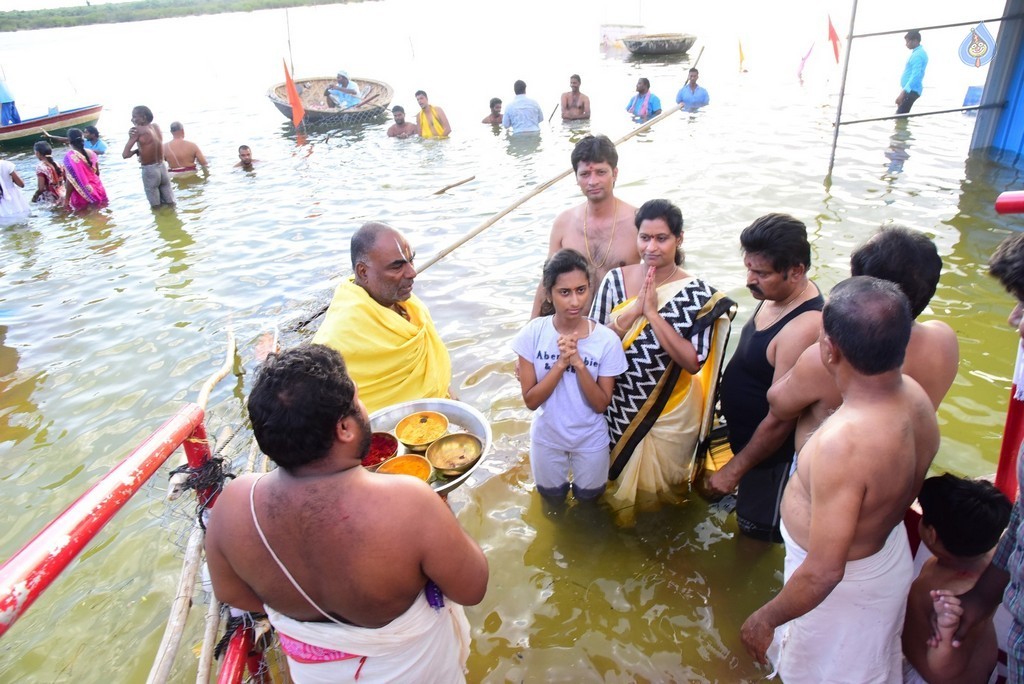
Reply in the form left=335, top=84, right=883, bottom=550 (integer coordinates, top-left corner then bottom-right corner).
left=369, top=398, right=492, bottom=495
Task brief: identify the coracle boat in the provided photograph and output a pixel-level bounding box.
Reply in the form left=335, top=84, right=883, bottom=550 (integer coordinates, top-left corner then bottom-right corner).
left=0, top=103, right=102, bottom=147
left=267, top=76, right=393, bottom=126
left=623, top=33, right=697, bottom=56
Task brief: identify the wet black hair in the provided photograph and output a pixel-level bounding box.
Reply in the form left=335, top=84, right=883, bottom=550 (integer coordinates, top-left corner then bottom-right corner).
left=740, top=213, right=812, bottom=273
left=823, top=276, right=912, bottom=375
left=851, top=226, right=942, bottom=318
left=919, top=473, right=1011, bottom=557
left=570, top=134, right=618, bottom=173
left=635, top=199, right=684, bottom=265
left=989, top=232, right=1024, bottom=302
left=248, top=344, right=358, bottom=472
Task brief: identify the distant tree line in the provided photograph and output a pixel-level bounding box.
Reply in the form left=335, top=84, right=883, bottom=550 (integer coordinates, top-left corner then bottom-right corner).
left=0, top=0, right=367, bottom=32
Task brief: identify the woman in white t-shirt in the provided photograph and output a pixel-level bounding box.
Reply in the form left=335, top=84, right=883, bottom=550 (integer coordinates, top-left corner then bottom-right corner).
left=511, top=249, right=627, bottom=503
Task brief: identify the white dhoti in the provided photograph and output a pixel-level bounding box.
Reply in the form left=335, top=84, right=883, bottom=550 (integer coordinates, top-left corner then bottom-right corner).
left=264, top=590, right=471, bottom=683
left=768, top=521, right=913, bottom=684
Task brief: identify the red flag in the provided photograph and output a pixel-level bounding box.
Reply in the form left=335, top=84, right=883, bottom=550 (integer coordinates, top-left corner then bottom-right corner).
left=827, top=15, right=841, bottom=64
left=283, top=59, right=305, bottom=129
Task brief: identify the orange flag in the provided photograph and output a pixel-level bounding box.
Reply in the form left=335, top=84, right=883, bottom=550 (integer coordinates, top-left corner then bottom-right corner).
left=283, top=59, right=305, bottom=129
left=828, top=15, right=841, bottom=64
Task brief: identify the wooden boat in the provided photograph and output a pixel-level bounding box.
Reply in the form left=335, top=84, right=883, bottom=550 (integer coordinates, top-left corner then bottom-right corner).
left=0, top=104, right=102, bottom=147
left=267, top=76, right=393, bottom=126
left=623, top=33, right=697, bottom=56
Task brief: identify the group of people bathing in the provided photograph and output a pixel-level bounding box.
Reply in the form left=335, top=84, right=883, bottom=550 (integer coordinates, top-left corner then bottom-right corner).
left=385, top=69, right=710, bottom=140
left=0, top=105, right=258, bottom=219
left=202, top=131, right=1024, bottom=682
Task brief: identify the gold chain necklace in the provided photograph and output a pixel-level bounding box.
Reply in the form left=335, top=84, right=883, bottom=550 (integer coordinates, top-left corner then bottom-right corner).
left=582, top=198, right=618, bottom=269
left=760, top=281, right=810, bottom=329
left=655, top=266, right=680, bottom=288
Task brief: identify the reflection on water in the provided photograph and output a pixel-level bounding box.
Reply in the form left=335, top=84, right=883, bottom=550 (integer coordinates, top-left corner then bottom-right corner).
left=884, top=121, right=913, bottom=177
left=0, top=0, right=1018, bottom=680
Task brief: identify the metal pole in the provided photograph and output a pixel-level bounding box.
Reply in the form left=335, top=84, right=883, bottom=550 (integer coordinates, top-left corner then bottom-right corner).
left=827, top=0, right=860, bottom=180
left=0, top=404, right=206, bottom=638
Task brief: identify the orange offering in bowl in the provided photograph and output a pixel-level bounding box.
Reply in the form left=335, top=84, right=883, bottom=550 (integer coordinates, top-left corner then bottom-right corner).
left=376, top=454, right=434, bottom=482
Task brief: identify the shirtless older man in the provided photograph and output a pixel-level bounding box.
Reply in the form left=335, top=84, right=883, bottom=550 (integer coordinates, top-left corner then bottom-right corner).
left=741, top=276, right=940, bottom=683
left=163, top=121, right=208, bottom=176
left=531, top=134, right=638, bottom=317
left=769, top=226, right=959, bottom=454
left=205, top=344, right=488, bottom=682
left=313, top=222, right=452, bottom=414
left=122, top=105, right=174, bottom=208
left=560, top=74, right=591, bottom=121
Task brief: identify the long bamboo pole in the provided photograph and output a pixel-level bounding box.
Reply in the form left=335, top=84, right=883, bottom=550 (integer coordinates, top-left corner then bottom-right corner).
left=148, top=333, right=238, bottom=683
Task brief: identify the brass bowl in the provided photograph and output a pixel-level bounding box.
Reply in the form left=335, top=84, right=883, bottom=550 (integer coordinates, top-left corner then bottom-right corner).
left=362, top=432, right=399, bottom=470
left=394, top=411, right=449, bottom=452
left=375, top=454, right=434, bottom=482
left=425, top=433, right=483, bottom=477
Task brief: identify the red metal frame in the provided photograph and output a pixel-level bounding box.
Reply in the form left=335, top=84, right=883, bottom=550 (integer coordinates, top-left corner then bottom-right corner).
left=0, top=404, right=205, bottom=637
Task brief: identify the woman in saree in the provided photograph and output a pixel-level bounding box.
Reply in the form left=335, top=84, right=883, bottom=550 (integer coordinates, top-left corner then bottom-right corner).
left=32, top=141, right=64, bottom=206
left=590, top=199, right=735, bottom=519
left=62, top=128, right=108, bottom=211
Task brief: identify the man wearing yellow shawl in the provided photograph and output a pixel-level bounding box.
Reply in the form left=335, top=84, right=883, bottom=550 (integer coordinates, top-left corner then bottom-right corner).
left=415, top=90, right=452, bottom=139
left=313, top=223, right=452, bottom=414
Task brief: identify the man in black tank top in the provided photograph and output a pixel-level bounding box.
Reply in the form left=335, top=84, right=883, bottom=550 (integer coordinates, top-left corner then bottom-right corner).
left=709, top=214, right=824, bottom=542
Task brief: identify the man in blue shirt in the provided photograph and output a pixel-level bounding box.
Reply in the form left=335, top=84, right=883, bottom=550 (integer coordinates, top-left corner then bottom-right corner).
left=676, top=68, right=710, bottom=111
left=896, top=30, right=928, bottom=114
left=502, top=80, right=543, bottom=135
left=627, top=78, right=661, bottom=123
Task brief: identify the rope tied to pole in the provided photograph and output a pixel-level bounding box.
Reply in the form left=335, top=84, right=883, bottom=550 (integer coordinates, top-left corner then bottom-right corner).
left=167, top=457, right=235, bottom=527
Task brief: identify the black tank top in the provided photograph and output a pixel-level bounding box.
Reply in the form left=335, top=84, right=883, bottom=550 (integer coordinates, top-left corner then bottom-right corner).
left=720, top=293, right=825, bottom=466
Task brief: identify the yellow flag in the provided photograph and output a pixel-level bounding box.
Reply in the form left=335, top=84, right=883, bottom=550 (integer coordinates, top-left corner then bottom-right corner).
left=738, top=39, right=745, bottom=71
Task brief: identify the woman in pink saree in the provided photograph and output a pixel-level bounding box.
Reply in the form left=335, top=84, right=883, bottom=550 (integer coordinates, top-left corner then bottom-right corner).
left=62, top=128, right=108, bottom=211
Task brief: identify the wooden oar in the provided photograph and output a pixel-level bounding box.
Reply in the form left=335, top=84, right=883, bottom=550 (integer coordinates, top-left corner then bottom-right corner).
left=433, top=176, right=474, bottom=195
left=547, top=103, right=559, bottom=123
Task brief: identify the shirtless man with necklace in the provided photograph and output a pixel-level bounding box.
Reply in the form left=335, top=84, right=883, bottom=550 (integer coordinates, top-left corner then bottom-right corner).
left=560, top=74, right=591, bottom=121
left=531, top=134, right=638, bottom=317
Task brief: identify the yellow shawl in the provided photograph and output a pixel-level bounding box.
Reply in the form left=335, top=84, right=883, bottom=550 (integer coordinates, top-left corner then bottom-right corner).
left=312, top=279, right=452, bottom=414
left=418, top=105, right=446, bottom=138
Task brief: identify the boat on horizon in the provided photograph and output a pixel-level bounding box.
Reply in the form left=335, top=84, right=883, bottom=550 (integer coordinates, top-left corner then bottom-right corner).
left=623, top=33, right=697, bottom=56
left=267, top=76, right=393, bottom=127
left=0, top=104, right=103, bottom=147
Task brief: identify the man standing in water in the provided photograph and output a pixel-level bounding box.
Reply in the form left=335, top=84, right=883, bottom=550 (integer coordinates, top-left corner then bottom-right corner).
left=481, top=98, right=502, bottom=124
left=235, top=145, right=256, bottom=170
left=313, top=222, right=452, bottom=414
left=896, top=30, right=928, bottom=114
left=741, top=277, right=939, bottom=683
left=387, top=106, right=418, bottom=138
left=560, top=74, right=591, bottom=121
left=626, top=78, right=661, bottom=123
left=708, top=214, right=823, bottom=542
left=123, top=105, right=174, bottom=208
left=164, top=121, right=208, bottom=176
left=502, top=80, right=543, bottom=135
left=531, top=134, right=639, bottom=317
left=767, top=226, right=959, bottom=457
left=415, top=90, right=451, bottom=139
left=205, top=344, right=488, bottom=682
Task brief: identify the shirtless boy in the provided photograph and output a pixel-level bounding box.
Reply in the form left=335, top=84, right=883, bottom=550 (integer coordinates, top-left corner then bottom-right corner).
left=387, top=106, right=418, bottom=138
left=741, top=276, right=940, bottom=683
left=768, top=226, right=959, bottom=454
left=122, top=105, right=174, bottom=208
left=903, top=474, right=1010, bottom=684
left=560, top=74, right=591, bottom=121
left=531, top=134, right=638, bottom=317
